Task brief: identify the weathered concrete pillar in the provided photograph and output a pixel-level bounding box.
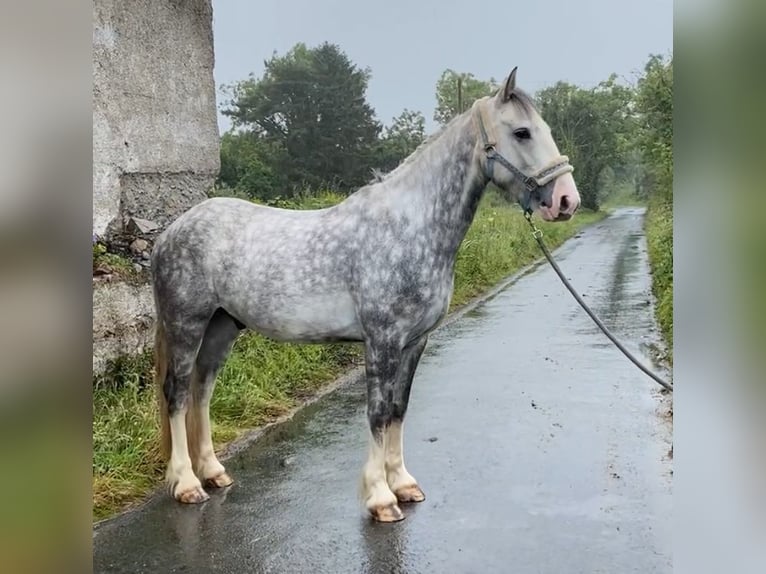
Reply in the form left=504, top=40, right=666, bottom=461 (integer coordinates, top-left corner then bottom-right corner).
left=92, top=0, right=220, bottom=238
left=92, top=0, right=220, bottom=374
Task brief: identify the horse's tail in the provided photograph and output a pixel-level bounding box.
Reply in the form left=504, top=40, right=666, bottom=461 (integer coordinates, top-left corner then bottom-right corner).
left=154, top=318, right=171, bottom=461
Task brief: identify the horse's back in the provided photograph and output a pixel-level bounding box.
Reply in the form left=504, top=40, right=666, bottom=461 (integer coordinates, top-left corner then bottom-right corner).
left=152, top=196, right=363, bottom=342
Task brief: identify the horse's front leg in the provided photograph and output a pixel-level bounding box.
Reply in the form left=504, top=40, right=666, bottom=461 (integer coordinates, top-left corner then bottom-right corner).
left=386, top=336, right=428, bottom=504
left=361, top=338, right=405, bottom=522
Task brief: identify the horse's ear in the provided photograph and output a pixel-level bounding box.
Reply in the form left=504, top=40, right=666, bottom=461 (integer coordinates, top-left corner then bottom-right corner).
left=501, top=66, right=518, bottom=102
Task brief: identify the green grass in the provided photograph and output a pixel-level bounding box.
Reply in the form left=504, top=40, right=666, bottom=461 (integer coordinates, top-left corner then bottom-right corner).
left=92, top=191, right=605, bottom=520
left=93, top=341, right=359, bottom=521
left=453, top=197, right=603, bottom=306
left=93, top=244, right=137, bottom=279
left=644, top=195, right=673, bottom=359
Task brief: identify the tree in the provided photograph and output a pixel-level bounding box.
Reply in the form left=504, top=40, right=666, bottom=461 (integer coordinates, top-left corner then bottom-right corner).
left=634, top=55, right=673, bottom=200
left=384, top=109, right=425, bottom=152
left=536, top=76, right=635, bottom=210
left=434, top=70, right=497, bottom=125
left=374, top=109, right=426, bottom=173
left=635, top=54, right=673, bottom=352
left=217, top=131, right=283, bottom=200
left=222, top=42, right=382, bottom=193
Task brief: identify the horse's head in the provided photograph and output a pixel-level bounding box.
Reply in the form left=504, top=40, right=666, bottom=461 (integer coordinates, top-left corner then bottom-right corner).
left=473, top=67, right=580, bottom=222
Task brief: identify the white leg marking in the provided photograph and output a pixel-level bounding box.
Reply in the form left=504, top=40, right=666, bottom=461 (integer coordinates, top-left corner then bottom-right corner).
left=167, top=408, right=207, bottom=502
left=385, top=421, right=418, bottom=492
left=193, top=388, right=226, bottom=482
left=362, top=429, right=398, bottom=511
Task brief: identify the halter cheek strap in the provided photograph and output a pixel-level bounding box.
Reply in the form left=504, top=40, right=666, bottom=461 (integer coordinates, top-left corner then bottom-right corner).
left=472, top=101, right=573, bottom=214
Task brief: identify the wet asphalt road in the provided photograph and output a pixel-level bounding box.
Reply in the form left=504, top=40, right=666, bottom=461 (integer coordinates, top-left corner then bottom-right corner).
left=93, top=207, right=672, bottom=574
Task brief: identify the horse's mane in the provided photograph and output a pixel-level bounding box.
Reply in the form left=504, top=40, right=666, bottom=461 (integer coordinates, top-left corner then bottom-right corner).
left=368, top=115, right=461, bottom=184
left=368, top=88, right=537, bottom=184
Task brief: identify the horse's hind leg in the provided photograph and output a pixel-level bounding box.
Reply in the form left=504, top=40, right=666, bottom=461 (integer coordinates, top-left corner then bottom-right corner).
left=161, top=312, right=211, bottom=504
left=189, top=309, right=242, bottom=488
left=386, top=336, right=428, bottom=504
left=361, top=337, right=405, bottom=522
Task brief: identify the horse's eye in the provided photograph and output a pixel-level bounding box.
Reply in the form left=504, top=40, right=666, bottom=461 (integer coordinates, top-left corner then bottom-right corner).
left=513, top=128, right=531, bottom=140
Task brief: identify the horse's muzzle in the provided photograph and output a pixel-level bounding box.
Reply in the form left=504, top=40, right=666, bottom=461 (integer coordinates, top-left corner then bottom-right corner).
left=538, top=173, right=580, bottom=222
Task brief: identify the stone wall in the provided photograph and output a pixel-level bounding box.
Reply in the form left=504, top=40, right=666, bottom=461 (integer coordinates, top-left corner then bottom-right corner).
left=92, top=0, right=220, bottom=374
left=93, top=281, right=155, bottom=374
left=93, top=0, right=219, bottom=238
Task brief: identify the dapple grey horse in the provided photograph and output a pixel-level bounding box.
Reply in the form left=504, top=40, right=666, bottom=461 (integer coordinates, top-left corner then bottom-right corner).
left=151, top=67, right=580, bottom=522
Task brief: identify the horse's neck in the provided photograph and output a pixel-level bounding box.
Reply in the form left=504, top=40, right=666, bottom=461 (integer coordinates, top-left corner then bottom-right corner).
left=386, top=114, right=488, bottom=258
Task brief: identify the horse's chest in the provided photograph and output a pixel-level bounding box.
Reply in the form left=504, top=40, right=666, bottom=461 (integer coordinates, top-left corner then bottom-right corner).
left=412, top=276, right=453, bottom=335
left=358, top=260, right=453, bottom=338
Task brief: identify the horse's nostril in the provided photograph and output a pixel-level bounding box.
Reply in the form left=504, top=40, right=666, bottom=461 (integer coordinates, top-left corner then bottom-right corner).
left=560, top=195, right=570, bottom=211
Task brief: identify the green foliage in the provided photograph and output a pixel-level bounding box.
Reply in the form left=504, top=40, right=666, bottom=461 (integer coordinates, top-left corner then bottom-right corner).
left=536, top=75, right=636, bottom=211
left=374, top=109, right=426, bottom=172
left=635, top=54, right=673, bottom=357
left=92, top=242, right=136, bottom=278
left=384, top=109, right=426, bottom=150
left=453, top=193, right=605, bottom=305
left=256, top=190, right=346, bottom=210
left=645, top=196, right=673, bottom=358
left=93, top=352, right=163, bottom=519
left=218, top=131, right=282, bottom=200
left=93, top=241, right=106, bottom=259
left=221, top=42, right=381, bottom=194
left=218, top=43, right=429, bottom=199
left=635, top=55, right=673, bottom=200
left=434, top=70, right=497, bottom=125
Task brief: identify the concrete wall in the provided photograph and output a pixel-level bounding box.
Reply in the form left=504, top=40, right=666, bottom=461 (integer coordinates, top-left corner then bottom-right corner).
left=93, top=0, right=220, bottom=238
left=93, top=0, right=220, bottom=374
left=93, top=281, right=155, bottom=374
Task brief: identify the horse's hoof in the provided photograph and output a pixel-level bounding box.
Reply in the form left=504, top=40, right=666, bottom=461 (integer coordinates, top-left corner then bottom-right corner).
left=370, top=503, right=405, bottom=523
left=395, top=484, right=425, bottom=503
left=176, top=486, right=210, bottom=504
left=204, top=472, right=234, bottom=488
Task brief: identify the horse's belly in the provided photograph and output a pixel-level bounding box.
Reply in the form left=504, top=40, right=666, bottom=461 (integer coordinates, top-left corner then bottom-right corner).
left=239, top=291, right=362, bottom=343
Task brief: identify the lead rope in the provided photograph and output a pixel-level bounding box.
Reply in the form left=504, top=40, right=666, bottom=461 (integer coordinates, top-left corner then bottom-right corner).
left=524, top=212, right=674, bottom=393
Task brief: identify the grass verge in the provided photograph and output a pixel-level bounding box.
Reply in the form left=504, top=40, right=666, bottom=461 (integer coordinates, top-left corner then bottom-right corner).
left=452, top=193, right=603, bottom=307
left=93, top=191, right=605, bottom=521
left=644, top=195, right=673, bottom=360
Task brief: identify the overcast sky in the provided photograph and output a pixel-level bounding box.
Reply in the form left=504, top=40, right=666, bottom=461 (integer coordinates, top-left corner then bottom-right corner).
left=212, top=0, right=672, bottom=134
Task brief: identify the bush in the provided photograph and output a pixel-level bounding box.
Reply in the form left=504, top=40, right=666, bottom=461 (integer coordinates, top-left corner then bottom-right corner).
left=645, top=196, right=673, bottom=357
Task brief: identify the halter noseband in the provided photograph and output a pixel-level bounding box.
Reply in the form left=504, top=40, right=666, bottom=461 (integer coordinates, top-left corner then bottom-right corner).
left=472, top=101, right=573, bottom=215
